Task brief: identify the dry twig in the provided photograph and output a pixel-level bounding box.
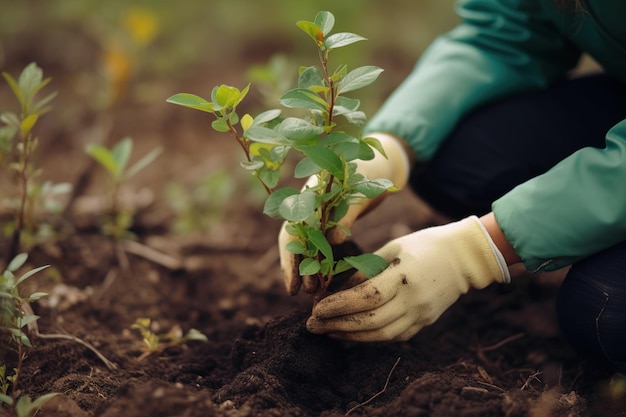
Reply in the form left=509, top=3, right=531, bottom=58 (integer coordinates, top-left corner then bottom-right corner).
left=477, top=332, right=525, bottom=364
left=22, top=303, right=117, bottom=370
left=521, top=370, right=543, bottom=391
left=345, top=357, right=401, bottom=416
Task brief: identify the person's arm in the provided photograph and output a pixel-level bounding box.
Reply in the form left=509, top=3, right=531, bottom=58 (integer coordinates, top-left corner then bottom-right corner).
left=365, top=0, right=581, bottom=162
left=480, top=212, right=521, bottom=265
left=493, top=119, right=626, bottom=273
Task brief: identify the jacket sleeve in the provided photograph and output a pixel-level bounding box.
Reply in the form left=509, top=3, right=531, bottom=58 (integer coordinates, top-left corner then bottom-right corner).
left=493, top=119, right=626, bottom=272
left=364, top=0, right=580, bottom=161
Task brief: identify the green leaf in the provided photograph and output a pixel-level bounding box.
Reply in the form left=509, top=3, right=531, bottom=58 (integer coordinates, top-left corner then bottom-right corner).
left=19, top=331, right=32, bottom=347
left=16, top=393, right=58, bottom=417
left=363, top=136, right=388, bottom=158
left=308, top=230, right=333, bottom=264
left=298, top=66, right=325, bottom=90
left=325, top=32, right=367, bottom=50
left=331, top=199, right=350, bottom=223
left=277, top=117, right=324, bottom=141
left=112, top=137, right=133, bottom=176
left=296, top=21, right=323, bottom=43
left=297, top=145, right=344, bottom=179
left=32, top=91, right=57, bottom=116
left=7, top=253, right=28, bottom=272
left=299, top=257, right=320, bottom=275
left=333, top=259, right=354, bottom=276
left=1, top=112, right=21, bottom=130
left=333, top=96, right=360, bottom=114
left=211, top=118, right=229, bottom=132
left=343, top=253, right=388, bottom=278
left=279, top=190, right=317, bottom=222
left=212, top=84, right=249, bottom=109
left=334, top=141, right=375, bottom=162
left=20, top=114, right=38, bottom=136
left=251, top=109, right=282, bottom=126
left=258, top=168, right=281, bottom=189
left=331, top=64, right=349, bottom=82
left=353, top=179, right=395, bottom=198
left=240, top=160, right=264, bottom=171
left=337, top=66, right=384, bottom=94
left=18, top=62, right=45, bottom=99
left=166, top=93, right=214, bottom=113
left=332, top=142, right=359, bottom=161
left=15, top=265, right=49, bottom=286
left=245, top=125, right=289, bottom=145
left=323, top=132, right=356, bottom=146
left=26, top=292, right=48, bottom=301
left=341, top=110, right=367, bottom=126
left=314, top=11, right=335, bottom=36
left=294, top=157, right=321, bottom=178
left=320, top=258, right=333, bottom=276
left=126, top=147, right=163, bottom=179
left=17, top=314, right=40, bottom=329
left=0, top=392, right=12, bottom=405
left=285, top=240, right=306, bottom=255
left=263, top=187, right=299, bottom=218
left=0, top=125, right=16, bottom=149
left=2, top=72, right=23, bottom=106
left=86, top=145, right=117, bottom=179
left=241, top=114, right=253, bottom=132
left=280, top=88, right=328, bottom=111
left=184, top=328, right=208, bottom=342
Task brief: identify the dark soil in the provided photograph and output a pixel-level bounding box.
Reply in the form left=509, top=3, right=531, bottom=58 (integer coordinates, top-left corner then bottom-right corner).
left=1, top=32, right=625, bottom=417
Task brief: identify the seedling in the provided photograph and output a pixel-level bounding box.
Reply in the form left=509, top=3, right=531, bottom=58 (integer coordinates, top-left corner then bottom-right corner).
left=131, top=318, right=208, bottom=360
left=0, top=253, right=57, bottom=415
left=1, top=63, right=63, bottom=264
left=86, top=136, right=162, bottom=240
left=168, top=11, right=395, bottom=302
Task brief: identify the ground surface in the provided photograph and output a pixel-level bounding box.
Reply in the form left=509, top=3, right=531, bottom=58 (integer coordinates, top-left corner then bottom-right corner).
left=1, top=29, right=625, bottom=417
left=4, top=183, right=626, bottom=417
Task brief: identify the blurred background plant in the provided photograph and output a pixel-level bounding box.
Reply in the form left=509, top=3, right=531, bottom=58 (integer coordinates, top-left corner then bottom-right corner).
left=0, top=0, right=458, bottom=241
left=0, top=0, right=458, bottom=111
left=0, top=63, right=73, bottom=264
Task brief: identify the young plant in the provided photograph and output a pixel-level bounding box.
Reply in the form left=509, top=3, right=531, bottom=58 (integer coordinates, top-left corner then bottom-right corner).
left=86, top=136, right=162, bottom=240
left=1, top=63, right=59, bottom=264
left=131, top=318, right=208, bottom=360
left=167, top=11, right=394, bottom=302
left=0, top=253, right=57, bottom=415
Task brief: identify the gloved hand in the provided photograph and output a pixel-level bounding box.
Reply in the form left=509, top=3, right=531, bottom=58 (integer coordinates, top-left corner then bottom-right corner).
left=279, top=133, right=412, bottom=295
left=306, top=216, right=511, bottom=341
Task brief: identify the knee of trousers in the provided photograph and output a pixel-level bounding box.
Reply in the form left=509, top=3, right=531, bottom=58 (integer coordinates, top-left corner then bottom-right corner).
left=556, top=252, right=626, bottom=373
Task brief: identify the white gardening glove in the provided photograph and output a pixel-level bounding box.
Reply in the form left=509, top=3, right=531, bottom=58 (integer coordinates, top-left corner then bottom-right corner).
left=306, top=216, right=511, bottom=341
left=279, top=133, right=411, bottom=295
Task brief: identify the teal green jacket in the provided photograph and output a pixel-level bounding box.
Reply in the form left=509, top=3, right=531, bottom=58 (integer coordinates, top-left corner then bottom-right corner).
left=365, top=0, right=626, bottom=272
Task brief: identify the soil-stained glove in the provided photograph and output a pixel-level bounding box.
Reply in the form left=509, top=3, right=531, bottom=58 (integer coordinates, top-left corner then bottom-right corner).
left=306, top=216, right=511, bottom=341
left=279, top=133, right=411, bottom=295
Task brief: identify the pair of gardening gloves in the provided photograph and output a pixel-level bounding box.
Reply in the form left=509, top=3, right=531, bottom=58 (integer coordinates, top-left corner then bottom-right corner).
left=279, top=133, right=510, bottom=342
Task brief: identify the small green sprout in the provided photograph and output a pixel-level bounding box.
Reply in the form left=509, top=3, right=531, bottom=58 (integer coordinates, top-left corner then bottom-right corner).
left=0, top=253, right=57, bottom=414
left=1, top=63, right=61, bottom=263
left=131, top=318, right=208, bottom=360
left=86, top=136, right=162, bottom=239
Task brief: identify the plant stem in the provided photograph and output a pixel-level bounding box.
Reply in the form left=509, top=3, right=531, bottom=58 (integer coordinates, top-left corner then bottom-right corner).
left=6, top=132, right=33, bottom=264
left=225, top=118, right=272, bottom=195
